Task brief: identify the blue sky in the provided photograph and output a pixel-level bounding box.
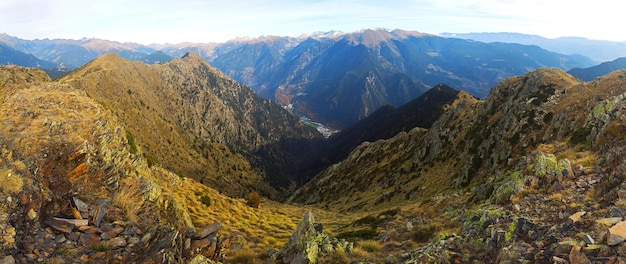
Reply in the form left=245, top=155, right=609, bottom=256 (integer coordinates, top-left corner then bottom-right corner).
left=1, top=0, right=623, bottom=44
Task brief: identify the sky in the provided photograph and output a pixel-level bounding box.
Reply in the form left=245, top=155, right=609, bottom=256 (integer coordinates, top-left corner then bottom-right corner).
left=1, top=0, right=624, bottom=45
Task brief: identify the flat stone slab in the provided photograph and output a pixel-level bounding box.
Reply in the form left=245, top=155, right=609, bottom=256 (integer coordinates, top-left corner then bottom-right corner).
left=597, top=217, right=622, bottom=226
left=608, top=221, right=626, bottom=246
left=53, top=217, right=88, bottom=227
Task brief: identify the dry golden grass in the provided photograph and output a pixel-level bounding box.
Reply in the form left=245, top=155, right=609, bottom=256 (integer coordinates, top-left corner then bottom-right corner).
left=145, top=170, right=356, bottom=257
left=227, top=250, right=259, bottom=264
left=358, top=240, right=383, bottom=253
left=556, top=145, right=597, bottom=170
left=349, top=247, right=371, bottom=260
left=548, top=192, right=563, bottom=201
left=0, top=168, right=23, bottom=194
left=319, top=249, right=351, bottom=264
left=111, top=180, right=144, bottom=223
left=615, top=199, right=626, bottom=208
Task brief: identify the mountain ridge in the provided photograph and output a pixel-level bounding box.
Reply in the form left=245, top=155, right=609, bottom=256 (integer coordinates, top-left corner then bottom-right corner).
left=208, top=29, right=593, bottom=128
left=60, top=52, right=322, bottom=198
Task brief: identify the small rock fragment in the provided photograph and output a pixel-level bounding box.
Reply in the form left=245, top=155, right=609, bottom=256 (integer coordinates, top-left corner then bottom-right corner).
left=27, top=208, right=37, bottom=220
left=569, top=211, right=586, bottom=223
left=107, top=237, right=127, bottom=249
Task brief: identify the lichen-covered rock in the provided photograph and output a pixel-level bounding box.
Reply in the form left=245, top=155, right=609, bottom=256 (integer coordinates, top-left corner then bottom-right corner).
left=280, top=212, right=352, bottom=264
left=490, top=171, right=524, bottom=204
left=533, top=151, right=572, bottom=182
left=282, top=212, right=320, bottom=264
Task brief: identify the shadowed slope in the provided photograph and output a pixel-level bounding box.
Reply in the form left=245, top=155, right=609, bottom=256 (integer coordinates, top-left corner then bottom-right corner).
left=60, top=52, right=321, bottom=198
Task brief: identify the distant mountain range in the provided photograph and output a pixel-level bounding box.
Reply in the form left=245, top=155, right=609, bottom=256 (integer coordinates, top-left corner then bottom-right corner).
left=207, top=29, right=593, bottom=128
left=568, top=57, right=626, bottom=81
left=440, top=32, right=626, bottom=63
left=0, top=43, right=57, bottom=69
left=2, top=29, right=622, bottom=129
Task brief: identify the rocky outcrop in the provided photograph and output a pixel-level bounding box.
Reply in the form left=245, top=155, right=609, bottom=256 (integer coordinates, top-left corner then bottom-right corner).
left=0, top=69, right=240, bottom=263
left=276, top=212, right=353, bottom=264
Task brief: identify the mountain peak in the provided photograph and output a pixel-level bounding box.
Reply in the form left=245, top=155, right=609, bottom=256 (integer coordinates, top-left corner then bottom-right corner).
left=181, top=51, right=205, bottom=62
left=342, top=28, right=431, bottom=46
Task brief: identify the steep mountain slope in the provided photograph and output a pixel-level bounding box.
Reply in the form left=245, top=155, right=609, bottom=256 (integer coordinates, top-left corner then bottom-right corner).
left=441, top=32, right=625, bottom=62
left=290, top=68, right=626, bottom=262
left=305, top=84, right=463, bottom=174
left=0, top=43, right=57, bottom=69
left=137, top=51, right=173, bottom=64
left=569, top=57, right=626, bottom=81
left=60, top=52, right=321, bottom=198
left=209, top=29, right=591, bottom=128
left=291, top=68, right=604, bottom=210
left=0, top=66, right=352, bottom=263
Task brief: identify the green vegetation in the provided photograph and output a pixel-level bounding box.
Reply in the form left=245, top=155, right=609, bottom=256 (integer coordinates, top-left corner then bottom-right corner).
left=247, top=191, right=260, bottom=208
left=125, top=130, right=138, bottom=154
left=195, top=192, right=211, bottom=207
left=358, top=240, right=382, bottom=253
left=144, top=152, right=160, bottom=168
left=412, top=225, right=439, bottom=243
left=543, top=112, right=554, bottom=124
left=569, top=127, right=592, bottom=145
left=91, top=243, right=108, bottom=252
left=337, top=229, right=379, bottom=241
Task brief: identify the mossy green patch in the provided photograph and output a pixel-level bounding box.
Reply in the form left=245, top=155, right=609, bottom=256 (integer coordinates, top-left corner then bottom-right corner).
left=490, top=171, right=524, bottom=204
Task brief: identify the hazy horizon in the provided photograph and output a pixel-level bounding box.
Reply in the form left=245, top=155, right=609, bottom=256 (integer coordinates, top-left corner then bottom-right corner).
left=1, top=0, right=623, bottom=45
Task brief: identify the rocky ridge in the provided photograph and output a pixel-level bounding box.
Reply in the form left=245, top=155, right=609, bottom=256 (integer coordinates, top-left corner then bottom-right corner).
left=60, top=52, right=321, bottom=198
left=289, top=68, right=626, bottom=262
left=0, top=66, right=333, bottom=263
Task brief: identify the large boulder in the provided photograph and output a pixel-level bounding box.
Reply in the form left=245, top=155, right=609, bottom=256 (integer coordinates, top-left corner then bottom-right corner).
left=280, top=212, right=352, bottom=264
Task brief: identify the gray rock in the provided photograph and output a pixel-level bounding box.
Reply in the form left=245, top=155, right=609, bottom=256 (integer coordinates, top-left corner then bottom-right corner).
left=193, top=222, right=221, bottom=239
left=582, top=234, right=595, bottom=245
left=608, top=207, right=624, bottom=218
left=71, top=196, right=89, bottom=212
left=282, top=211, right=321, bottom=264
left=44, top=218, right=75, bottom=234
left=93, top=203, right=107, bottom=227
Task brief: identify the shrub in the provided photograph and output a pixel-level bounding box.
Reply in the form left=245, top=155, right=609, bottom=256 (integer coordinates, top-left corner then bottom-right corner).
left=125, top=130, right=138, bottom=154
left=570, top=127, right=592, bottom=145
left=337, top=229, right=379, bottom=240
left=358, top=240, right=382, bottom=253
left=247, top=191, right=260, bottom=208
left=200, top=195, right=211, bottom=207
left=144, top=153, right=160, bottom=168
left=91, top=243, right=108, bottom=252
left=412, top=225, right=439, bottom=243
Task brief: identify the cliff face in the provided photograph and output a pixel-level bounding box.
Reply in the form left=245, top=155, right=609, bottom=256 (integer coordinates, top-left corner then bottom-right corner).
left=60, top=52, right=321, bottom=198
